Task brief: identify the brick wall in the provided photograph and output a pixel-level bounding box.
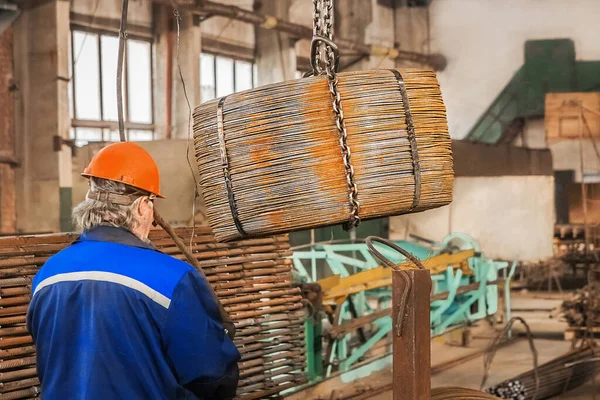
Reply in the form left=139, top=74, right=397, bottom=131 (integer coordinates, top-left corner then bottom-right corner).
left=0, top=27, right=16, bottom=233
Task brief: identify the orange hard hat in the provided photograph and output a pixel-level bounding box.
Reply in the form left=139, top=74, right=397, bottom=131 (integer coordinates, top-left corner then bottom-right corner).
left=82, top=142, right=164, bottom=198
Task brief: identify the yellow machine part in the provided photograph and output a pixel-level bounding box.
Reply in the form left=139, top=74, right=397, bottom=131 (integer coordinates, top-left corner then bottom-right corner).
left=318, top=249, right=475, bottom=305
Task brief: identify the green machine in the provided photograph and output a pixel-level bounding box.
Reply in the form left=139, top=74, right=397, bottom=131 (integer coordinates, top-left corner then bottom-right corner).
left=290, top=233, right=516, bottom=382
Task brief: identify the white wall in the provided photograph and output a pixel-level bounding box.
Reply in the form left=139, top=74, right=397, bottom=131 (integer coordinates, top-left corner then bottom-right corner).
left=517, top=118, right=600, bottom=182
left=70, top=0, right=152, bottom=27
left=430, top=0, right=600, bottom=138
left=390, top=176, right=555, bottom=261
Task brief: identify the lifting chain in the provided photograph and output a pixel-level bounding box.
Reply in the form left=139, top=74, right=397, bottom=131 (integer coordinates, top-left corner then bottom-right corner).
left=309, top=0, right=361, bottom=230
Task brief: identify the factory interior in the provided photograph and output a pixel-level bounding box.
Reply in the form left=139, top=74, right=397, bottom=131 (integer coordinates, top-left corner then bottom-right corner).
left=0, top=0, right=599, bottom=399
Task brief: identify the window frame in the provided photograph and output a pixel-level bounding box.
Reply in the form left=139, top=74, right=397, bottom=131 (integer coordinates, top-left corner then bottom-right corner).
left=70, top=26, right=155, bottom=143
left=200, top=52, right=257, bottom=102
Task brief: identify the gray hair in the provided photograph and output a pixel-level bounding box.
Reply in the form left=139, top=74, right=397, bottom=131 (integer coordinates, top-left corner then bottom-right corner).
left=72, top=178, right=149, bottom=231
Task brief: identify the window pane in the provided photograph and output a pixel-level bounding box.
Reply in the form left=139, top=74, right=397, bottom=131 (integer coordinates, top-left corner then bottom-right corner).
left=235, top=60, right=253, bottom=92
left=106, top=129, right=120, bottom=142
left=200, top=53, right=216, bottom=102
left=73, top=31, right=101, bottom=120
left=127, top=40, right=152, bottom=124
left=75, top=127, right=102, bottom=147
left=215, top=56, right=234, bottom=97
left=101, top=35, right=119, bottom=121
left=253, top=63, right=258, bottom=87
left=68, top=33, right=74, bottom=119
left=128, top=129, right=153, bottom=141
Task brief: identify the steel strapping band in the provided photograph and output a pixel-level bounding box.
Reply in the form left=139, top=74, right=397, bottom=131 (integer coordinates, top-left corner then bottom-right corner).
left=389, top=69, right=421, bottom=210
left=217, top=96, right=247, bottom=236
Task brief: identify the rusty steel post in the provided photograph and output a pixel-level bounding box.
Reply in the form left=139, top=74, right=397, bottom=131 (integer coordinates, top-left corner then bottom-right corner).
left=392, top=268, right=432, bottom=400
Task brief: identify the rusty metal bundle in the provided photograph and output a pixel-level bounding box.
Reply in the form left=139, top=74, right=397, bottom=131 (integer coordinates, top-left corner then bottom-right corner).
left=193, top=68, right=453, bottom=242
left=558, top=281, right=600, bottom=329
left=0, top=227, right=306, bottom=400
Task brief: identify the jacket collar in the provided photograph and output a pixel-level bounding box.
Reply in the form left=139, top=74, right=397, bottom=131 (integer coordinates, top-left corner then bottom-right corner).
left=77, top=225, right=156, bottom=251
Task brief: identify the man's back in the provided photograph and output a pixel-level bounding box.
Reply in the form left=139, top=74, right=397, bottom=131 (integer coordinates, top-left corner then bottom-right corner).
left=27, top=227, right=239, bottom=400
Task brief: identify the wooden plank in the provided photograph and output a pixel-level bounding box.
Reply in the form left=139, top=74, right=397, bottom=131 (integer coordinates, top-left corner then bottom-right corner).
left=545, top=92, right=600, bottom=141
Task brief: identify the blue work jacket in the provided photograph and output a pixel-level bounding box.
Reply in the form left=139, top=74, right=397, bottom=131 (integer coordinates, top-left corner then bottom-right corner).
left=27, top=226, right=240, bottom=400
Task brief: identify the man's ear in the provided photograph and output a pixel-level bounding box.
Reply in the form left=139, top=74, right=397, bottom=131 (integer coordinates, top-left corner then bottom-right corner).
left=136, top=196, right=148, bottom=216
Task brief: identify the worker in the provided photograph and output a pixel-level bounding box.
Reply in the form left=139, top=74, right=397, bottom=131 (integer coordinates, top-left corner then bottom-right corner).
left=26, top=142, right=240, bottom=400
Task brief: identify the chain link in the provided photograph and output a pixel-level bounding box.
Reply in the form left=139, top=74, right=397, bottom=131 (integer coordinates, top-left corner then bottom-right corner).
left=312, top=0, right=324, bottom=74
left=318, top=0, right=361, bottom=229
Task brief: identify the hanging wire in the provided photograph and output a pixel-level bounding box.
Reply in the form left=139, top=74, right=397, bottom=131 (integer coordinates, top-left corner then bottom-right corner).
left=173, top=9, right=200, bottom=248
left=116, top=0, right=129, bottom=142
left=480, top=317, right=540, bottom=400
left=72, top=0, right=102, bottom=66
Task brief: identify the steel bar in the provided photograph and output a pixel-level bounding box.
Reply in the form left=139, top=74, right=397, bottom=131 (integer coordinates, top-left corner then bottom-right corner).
left=0, top=368, right=37, bottom=383
left=392, top=268, right=432, bottom=400
left=0, top=386, right=39, bottom=400
left=0, top=279, right=30, bottom=289
left=0, top=357, right=35, bottom=371
left=0, top=288, right=30, bottom=297
left=0, top=316, right=26, bottom=327
left=0, top=347, right=35, bottom=360
left=0, top=378, right=39, bottom=394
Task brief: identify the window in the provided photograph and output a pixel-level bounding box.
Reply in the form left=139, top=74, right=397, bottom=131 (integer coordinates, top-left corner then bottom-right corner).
left=200, top=53, right=257, bottom=102
left=70, top=29, right=154, bottom=146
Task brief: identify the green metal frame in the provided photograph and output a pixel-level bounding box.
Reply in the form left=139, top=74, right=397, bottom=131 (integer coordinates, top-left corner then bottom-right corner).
left=291, top=233, right=516, bottom=381
left=466, top=39, right=600, bottom=144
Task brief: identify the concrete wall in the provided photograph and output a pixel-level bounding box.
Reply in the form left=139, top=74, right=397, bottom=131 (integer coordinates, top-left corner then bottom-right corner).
left=13, top=1, right=71, bottom=234
left=390, top=175, right=556, bottom=261
left=72, top=140, right=206, bottom=229
left=516, top=118, right=600, bottom=183
left=430, top=0, right=600, bottom=138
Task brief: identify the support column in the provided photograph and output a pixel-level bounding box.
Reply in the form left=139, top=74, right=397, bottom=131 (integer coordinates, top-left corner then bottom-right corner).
left=393, top=3, right=430, bottom=68
left=0, top=28, right=16, bottom=233
left=14, top=0, right=71, bottom=233
left=171, top=13, right=201, bottom=140
left=392, top=268, right=431, bottom=400
left=255, top=0, right=296, bottom=85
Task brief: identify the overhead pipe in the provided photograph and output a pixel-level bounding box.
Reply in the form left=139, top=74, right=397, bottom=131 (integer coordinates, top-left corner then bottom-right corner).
left=157, top=0, right=447, bottom=71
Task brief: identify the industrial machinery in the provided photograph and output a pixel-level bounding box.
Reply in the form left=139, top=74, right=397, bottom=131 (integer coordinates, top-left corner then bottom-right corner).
left=291, top=232, right=516, bottom=382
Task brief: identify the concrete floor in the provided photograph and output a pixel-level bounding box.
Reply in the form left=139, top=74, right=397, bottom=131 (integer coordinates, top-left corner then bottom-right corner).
left=369, top=290, right=599, bottom=399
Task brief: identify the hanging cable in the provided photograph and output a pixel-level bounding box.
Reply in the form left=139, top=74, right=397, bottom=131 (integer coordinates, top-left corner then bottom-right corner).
left=173, top=9, right=200, bottom=248
left=115, top=1, right=234, bottom=338
left=116, top=0, right=129, bottom=142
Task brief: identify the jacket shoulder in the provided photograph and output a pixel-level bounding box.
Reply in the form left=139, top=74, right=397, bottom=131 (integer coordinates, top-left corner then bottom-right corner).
left=32, top=241, right=195, bottom=300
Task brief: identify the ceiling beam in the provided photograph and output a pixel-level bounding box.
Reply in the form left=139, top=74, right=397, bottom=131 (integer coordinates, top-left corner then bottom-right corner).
left=159, top=0, right=447, bottom=70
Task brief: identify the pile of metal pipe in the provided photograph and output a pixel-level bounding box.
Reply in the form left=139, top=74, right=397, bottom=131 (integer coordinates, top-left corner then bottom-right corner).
left=486, top=345, right=599, bottom=399
left=0, top=227, right=306, bottom=400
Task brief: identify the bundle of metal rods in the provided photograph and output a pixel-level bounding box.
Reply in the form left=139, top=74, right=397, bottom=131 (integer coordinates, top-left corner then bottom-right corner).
left=0, top=227, right=306, bottom=400
left=485, top=345, right=600, bottom=399
left=194, top=69, right=453, bottom=241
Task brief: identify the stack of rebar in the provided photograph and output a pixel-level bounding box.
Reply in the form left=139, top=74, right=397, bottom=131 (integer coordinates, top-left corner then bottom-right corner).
left=559, top=281, right=600, bottom=329
left=485, top=345, right=600, bottom=399
left=0, top=227, right=306, bottom=400
left=194, top=69, right=453, bottom=242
